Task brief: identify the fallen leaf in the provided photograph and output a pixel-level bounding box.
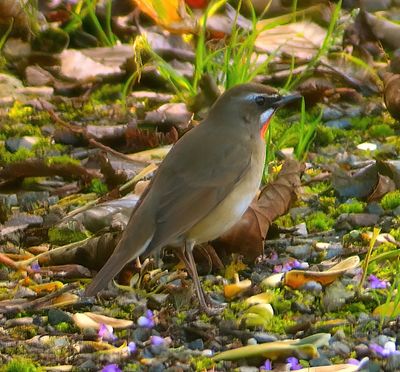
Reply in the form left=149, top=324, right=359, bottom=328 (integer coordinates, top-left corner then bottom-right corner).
left=213, top=160, right=304, bottom=262
left=284, top=256, right=360, bottom=289
left=255, top=21, right=327, bottom=60
left=383, top=72, right=400, bottom=121
left=213, top=333, right=330, bottom=362
left=368, top=173, right=396, bottom=202
left=373, top=301, right=400, bottom=318
left=72, top=312, right=133, bottom=330
left=224, top=279, right=252, bottom=300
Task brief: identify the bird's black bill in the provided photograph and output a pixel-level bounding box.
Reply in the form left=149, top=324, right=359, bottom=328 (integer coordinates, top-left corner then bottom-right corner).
left=272, top=93, right=302, bottom=109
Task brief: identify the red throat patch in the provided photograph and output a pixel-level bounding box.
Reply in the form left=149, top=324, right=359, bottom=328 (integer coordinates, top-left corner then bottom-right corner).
left=260, top=117, right=272, bottom=139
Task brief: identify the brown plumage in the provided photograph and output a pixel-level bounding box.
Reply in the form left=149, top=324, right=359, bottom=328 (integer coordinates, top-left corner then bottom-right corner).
left=85, top=83, right=300, bottom=311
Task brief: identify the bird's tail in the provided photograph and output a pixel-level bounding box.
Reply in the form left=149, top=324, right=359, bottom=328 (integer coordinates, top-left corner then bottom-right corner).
left=84, top=212, right=154, bottom=296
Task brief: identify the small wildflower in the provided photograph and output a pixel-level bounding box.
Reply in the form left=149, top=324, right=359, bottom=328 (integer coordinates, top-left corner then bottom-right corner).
left=367, top=275, right=390, bottom=289
left=151, top=335, right=165, bottom=346
left=98, top=323, right=117, bottom=342
left=31, top=262, right=40, bottom=272
left=101, top=364, right=122, bottom=372
left=286, top=356, right=302, bottom=370
left=260, top=359, right=272, bottom=370
left=370, top=341, right=399, bottom=358
left=137, top=309, right=155, bottom=328
left=274, top=260, right=308, bottom=273
left=347, top=358, right=360, bottom=365
left=127, top=341, right=137, bottom=354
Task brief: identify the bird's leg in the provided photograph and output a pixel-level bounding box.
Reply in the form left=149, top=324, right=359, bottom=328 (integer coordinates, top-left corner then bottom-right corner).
left=184, top=240, right=210, bottom=312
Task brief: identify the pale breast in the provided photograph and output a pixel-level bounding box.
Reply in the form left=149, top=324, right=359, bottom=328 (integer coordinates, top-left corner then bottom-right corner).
left=187, top=139, right=265, bottom=243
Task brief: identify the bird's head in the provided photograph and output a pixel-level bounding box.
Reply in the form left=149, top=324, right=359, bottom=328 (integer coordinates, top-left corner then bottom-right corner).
left=209, top=83, right=301, bottom=139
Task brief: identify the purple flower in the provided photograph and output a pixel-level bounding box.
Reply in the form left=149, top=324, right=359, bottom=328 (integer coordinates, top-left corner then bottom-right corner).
left=98, top=323, right=117, bottom=342
left=151, top=335, right=165, bottom=346
left=287, top=356, right=302, bottom=370
left=127, top=341, right=137, bottom=354
left=31, top=262, right=40, bottom=272
left=137, top=309, right=155, bottom=328
left=347, top=358, right=360, bottom=365
left=274, top=260, right=308, bottom=273
left=101, top=364, right=122, bottom=372
left=370, top=341, right=399, bottom=358
left=367, top=275, right=390, bottom=289
left=260, top=359, right=272, bottom=370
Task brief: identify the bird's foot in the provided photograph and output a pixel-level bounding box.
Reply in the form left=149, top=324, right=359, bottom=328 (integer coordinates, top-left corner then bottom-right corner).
left=200, top=295, right=226, bottom=316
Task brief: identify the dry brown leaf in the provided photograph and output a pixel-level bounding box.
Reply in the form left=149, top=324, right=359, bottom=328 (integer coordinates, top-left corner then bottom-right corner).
left=255, top=21, right=327, bottom=60
left=72, top=312, right=133, bottom=330
left=367, top=173, right=396, bottom=202
left=284, top=256, right=360, bottom=289
left=213, top=160, right=304, bottom=262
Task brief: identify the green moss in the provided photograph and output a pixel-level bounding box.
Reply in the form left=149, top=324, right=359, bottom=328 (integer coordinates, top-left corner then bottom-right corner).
left=305, top=211, right=335, bottom=232
left=1, top=358, right=41, bottom=372
left=337, top=199, right=366, bottom=214
left=91, top=83, right=122, bottom=103
left=319, top=196, right=336, bottom=212
left=304, top=181, right=331, bottom=195
left=46, top=155, right=80, bottom=166
left=0, top=147, right=34, bottom=164
left=0, top=124, right=41, bottom=139
left=275, top=214, right=293, bottom=228
left=54, top=322, right=75, bottom=333
left=190, top=356, right=215, bottom=371
left=381, top=190, right=400, bottom=210
left=315, top=126, right=335, bottom=146
left=87, top=178, right=108, bottom=195
left=350, top=117, right=372, bottom=131
left=9, top=325, right=38, bottom=339
left=48, top=227, right=90, bottom=246
left=390, top=228, right=400, bottom=241
left=368, top=124, right=394, bottom=138
left=8, top=102, right=34, bottom=121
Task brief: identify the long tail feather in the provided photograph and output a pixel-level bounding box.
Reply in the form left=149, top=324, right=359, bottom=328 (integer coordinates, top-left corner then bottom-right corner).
left=85, top=217, right=154, bottom=296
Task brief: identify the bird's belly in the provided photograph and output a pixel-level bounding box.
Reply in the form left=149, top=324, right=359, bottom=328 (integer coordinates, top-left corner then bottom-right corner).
left=187, top=155, right=264, bottom=243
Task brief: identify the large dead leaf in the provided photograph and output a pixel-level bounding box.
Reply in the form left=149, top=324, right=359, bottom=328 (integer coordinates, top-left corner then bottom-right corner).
left=255, top=21, right=327, bottom=60
left=213, top=160, right=304, bottom=262
left=284, top=256, right=360, bottom=289
left=383, top=72, right=400, bottom=121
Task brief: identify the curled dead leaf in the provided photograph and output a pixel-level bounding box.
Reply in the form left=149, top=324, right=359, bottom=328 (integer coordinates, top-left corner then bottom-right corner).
left=72, top=312, right=133, bottom=330
left=284, top=256, right=360, bottom=289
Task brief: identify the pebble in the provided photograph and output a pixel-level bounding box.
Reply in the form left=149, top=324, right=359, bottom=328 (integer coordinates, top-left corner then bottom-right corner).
left=246, top=338, right=257, bottom=345
left=300, top=281, right=323, bottom=294
left=238, top=367, right=259, bottom=372
left=253, top=332, right=278, bottom=343
left=331, top=341, right=351, bottom=356
left=202, top=349, right=213, bottom=357
left=188, top=338, right=204, bottom=350
left=355, top=343, right=370, bottom=358
left=324, top=118, right=351, bottom=129
left=48, top=309, right=72, bottom=326
left=309, top=357, right=331, bottom=367
left=387, top=353, right=400, bottom=371
left=5, top=136, right=40, bottom=152
left=286, top=244, right=312, bottom=259
left=366, top=202, right=385, bottom=216
left=0, top=193, right=18, bottom=207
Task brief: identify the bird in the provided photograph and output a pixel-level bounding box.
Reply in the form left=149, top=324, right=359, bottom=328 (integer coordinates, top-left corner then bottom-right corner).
left=84, top=83, right=300, bottom=311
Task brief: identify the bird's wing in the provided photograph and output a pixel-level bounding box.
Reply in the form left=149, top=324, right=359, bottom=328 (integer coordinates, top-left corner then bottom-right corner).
left=145, top=123, right=254, bottom=249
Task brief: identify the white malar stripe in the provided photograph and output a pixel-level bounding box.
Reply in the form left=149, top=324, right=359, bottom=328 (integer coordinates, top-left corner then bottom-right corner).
left=260, top=108, right=275, bottom=125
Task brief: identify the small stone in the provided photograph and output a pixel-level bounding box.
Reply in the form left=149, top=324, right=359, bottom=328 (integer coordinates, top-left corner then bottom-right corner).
left=188, top=338, right=204, bottom=350
left=246, top=338, right=257, bottom=345
left=357, top=142, right=377, bottom=151
left=366, top=202, right=385, bottom=216
left=202, top=349, right=213, bottom=357
left=294, top=222, right=308, bottom=237
left=325, top=118, right=351, bottom=129
left=290, top=207, right=311, bottom=220
left=300, top=281, right=323, bottom=294
left=387, top=353, right=400, bottom=371
left=0, top=194, right=18, bottom=207
left=292, top=301, right=312, bottom=314
left=286, top=244, right=312, bottom=259
left=238, top=367, right=259, bottom=372
left=393, top=205, right=400, bottom=217
left=322, top=107, right=343, bottom=121
left=48, top=309, right=72, bottom=326
left=253, top=332, right=278, bottom=343
left=309, top=357, right=331, bottom=367
left=5, top=136, right=40, bottom=152
left=331, top=341, right=351, bottom=356
left=355, top=343, right=369, bottom=358
left=78, top=359, right=97, bottom=371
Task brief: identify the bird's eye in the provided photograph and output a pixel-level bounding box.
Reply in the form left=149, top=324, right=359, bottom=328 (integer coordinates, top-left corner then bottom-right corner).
left=255, top=96, right=266, bottom=106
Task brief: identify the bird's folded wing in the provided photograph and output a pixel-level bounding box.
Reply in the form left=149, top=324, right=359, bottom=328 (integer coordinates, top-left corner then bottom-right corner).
left=145, top=124, right=253, bottom=248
